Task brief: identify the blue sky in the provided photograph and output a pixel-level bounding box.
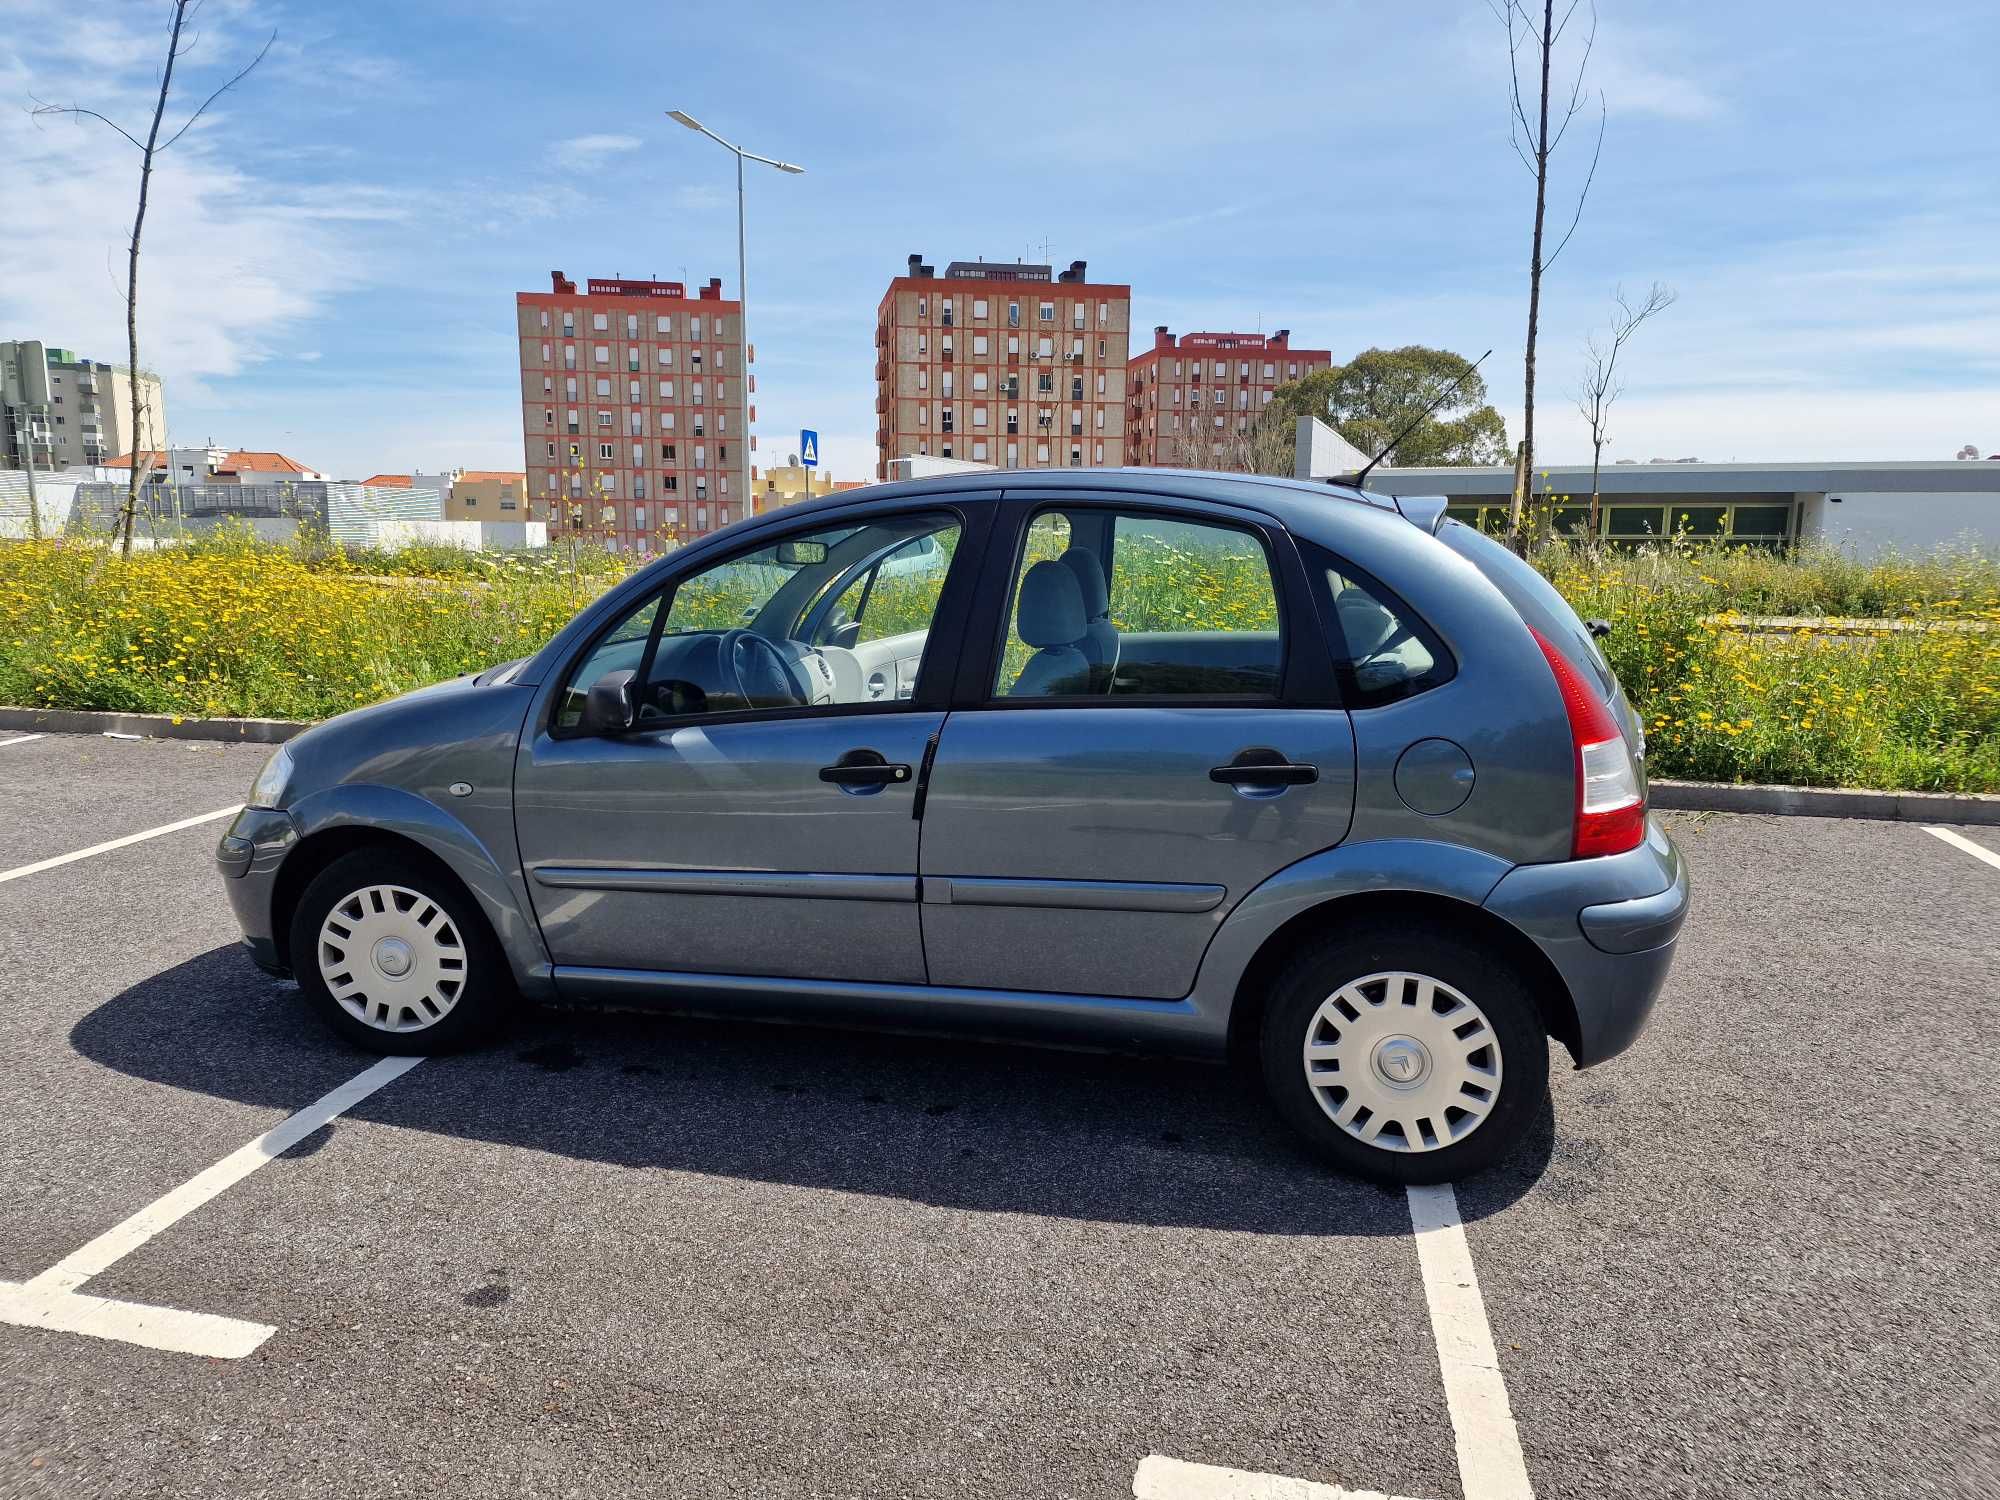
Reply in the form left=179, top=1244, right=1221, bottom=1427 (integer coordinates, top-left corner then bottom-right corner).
left=5, top=0, right=1997, bottom=482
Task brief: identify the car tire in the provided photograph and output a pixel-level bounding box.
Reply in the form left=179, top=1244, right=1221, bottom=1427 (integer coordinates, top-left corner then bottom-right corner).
left=1258, top=920, right=1549, bottom=1185
left=289, top=847, right=514, bottom=1055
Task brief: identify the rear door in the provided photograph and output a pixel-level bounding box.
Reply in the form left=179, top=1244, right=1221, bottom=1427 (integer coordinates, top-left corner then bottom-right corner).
left=917, top=494, right=1356, bottom=1000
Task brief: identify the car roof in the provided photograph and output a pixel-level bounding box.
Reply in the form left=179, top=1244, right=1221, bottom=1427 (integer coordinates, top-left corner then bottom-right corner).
left=760, top=466, right=1407, bottom=534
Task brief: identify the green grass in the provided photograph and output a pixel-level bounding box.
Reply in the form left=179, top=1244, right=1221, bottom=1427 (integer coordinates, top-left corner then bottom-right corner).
left=2, top=528, right=1995, bottom=791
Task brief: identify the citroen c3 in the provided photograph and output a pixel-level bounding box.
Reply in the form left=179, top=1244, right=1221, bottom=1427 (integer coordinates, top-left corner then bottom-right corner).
left=216, top=470, right=1689, bottom=1184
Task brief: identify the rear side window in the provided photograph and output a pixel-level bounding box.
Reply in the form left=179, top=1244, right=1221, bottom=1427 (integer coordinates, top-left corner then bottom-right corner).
left=1438, top=520, right=1614, bottom=695
left=993, top=509, right=1284, bottom=699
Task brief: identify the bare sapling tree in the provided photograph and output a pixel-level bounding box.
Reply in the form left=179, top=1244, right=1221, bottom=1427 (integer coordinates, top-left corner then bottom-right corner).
left=33, top=2, right=273, bottom=555
left=1493, top=0, right=1605, bottom=553
left=1575, top=281, right=1675, bottom=538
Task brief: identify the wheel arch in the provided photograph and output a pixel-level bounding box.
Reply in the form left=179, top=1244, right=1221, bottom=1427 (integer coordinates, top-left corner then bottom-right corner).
left=1223, top=889, right=1582, bottom=1067
left=274, top=786, right=551, bottom=996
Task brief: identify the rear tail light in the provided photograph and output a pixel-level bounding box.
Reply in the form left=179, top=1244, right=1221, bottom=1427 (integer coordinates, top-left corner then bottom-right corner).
left=1529, top=626, right=1646, bottom=859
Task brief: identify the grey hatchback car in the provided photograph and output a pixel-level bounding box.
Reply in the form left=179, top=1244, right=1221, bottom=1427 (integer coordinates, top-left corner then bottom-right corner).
left=216, top=470, right=1688, bottom=1184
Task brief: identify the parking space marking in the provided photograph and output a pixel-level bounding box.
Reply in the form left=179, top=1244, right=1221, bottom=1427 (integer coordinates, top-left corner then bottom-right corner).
left=0, top=804, right=241, bottom=886
left=0, top=1055, right=424, bottom=1358
left=1133, top=1456, right=1431, bottom=1499
left=1407, top=1184, right=1535, bottom=1500
left=1924, top=825, right=2000, bottom=873
left=0, top=733, right=45, bottom=749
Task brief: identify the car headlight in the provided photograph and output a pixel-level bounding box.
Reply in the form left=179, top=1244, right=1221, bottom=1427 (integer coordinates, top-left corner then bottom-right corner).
left=247, top=745, right=294, bottom=809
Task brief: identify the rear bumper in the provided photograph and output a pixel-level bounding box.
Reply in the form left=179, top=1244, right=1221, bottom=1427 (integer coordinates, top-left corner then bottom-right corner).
left=216, top=807, right=299, bottom=977
left=1483, top=816, right=1690, bottom=1067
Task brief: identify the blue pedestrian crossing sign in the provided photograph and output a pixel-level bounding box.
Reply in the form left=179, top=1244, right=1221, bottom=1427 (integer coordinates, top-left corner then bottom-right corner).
left=799, top=429, right=819, bottom=468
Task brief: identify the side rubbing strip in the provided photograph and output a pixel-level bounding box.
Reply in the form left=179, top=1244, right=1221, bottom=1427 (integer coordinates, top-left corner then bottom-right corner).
left=924, top=876, right=1225, bottom=913
left=529, top=867, right=917, bottom=902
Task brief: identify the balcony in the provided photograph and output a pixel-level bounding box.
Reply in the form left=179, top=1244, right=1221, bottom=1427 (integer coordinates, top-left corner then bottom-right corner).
left=875, top=359, right=888, bottom=382
left=875, top=325, right=887, bottom=348
left=1070, top=353, right=1083, bottom=366
left=940, top=350, right=953, bottom=364
left=875, top=393, right=889, bottom=413
left=875, top=429, right=888, bottom=448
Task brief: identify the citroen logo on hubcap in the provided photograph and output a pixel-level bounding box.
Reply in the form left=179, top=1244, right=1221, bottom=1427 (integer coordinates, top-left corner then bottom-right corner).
left=373, top=937, right=414, bottom=979
left=1373, top=1036, right=1430, bottom=1087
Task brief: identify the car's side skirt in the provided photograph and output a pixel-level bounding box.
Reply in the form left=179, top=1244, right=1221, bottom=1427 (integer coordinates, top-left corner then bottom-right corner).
left=547, top=964, right=1222, bottom=1058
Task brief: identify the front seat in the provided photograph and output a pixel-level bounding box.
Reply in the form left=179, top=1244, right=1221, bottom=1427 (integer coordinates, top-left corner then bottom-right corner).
left=1009, top=560, right=1091, bottom=696
left=1058, top=547, right=1120, bottom=692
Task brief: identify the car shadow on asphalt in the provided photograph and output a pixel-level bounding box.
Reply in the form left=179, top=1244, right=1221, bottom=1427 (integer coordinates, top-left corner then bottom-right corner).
left=72, top=945, right=1555, bottom=1236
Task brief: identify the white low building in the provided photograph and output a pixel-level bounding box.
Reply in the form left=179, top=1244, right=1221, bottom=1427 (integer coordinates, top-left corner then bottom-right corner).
left=1358, top=460, right=2000, bottom=556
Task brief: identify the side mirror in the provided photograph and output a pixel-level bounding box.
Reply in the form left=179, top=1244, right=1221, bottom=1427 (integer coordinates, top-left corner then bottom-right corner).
left=580, top=668, right=637, bottom=735
left=776, top=539, right=828, bottom=566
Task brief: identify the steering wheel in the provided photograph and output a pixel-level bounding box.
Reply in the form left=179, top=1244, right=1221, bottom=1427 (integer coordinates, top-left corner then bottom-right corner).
left=717, top=629, right=805, bottom=710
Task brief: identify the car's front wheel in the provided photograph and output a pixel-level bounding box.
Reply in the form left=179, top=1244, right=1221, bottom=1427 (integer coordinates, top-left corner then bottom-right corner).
left=290, top=848, right=512, bottom=1054
left=1259, top=920, right=1548, bottom=1185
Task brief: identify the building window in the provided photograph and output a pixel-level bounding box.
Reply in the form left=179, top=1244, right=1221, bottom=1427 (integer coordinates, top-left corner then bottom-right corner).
left=1006, top=409, right=1018, bottom=434
left=539, top=309, right=550, bottom=330
left=1036, top=442, right=1050, bottom=464
left=1070, top=445, right=1082, bottom=466
left=598, top=410, right=613, bottom=427
left=561, top=313, right=574, bottom=336
left=941, top=408, right=954, bottom=433
left=656, top=314, right=672, bottom=335
left=661, top=442, right=676, bottom=462
left=973, top=298, right=988, bottom=319
left=972, top=440, right=989, bottom=461
left=658, top=347, right=673, bottom=367
left=1289, top=362, right=1299, bottom=378
left=973, top=371, right=988, bottom=392
left=563, top=346, right=576, bottom=369
left=589, top=312, right=606, bottom=332
left=973, top=405, right=988, bottom=427
left=941, top=372, right=953, bottom=397
left=1039, top=302, right=1054, bottom=323
left=1071, top=376, right=1083, bottom=400
left=592, top=345, right=608, bottom=365
left=627, top=349, right=640, bottom=371
left=1037, top=336, right=1053, bottom=358
left=543, top=408, right=554, bottom=427
left=918, top=404, right=928, bottom=426
left=941, top=299, right=953, bottom=326
left=1008, top=301, right=1020, bottom=327
left=660, top=379, right=674, bottom=399
left=691, top=318, right=703, bottom=339
left=663, top=412, right=676, bottom=431
left=598, top=442, right=614, bottom=459
left=1072, top=306, right=1084, bottom=330
left=546, top=441, right=556, bottom=458
left=972, top=334, right=988, bottom=356
left=1095, top=409, right=1105, bottom=429
left=1096, top=373, right=1105, bottom=395
left=918, top=368, right=928, bottom=391
left=918, top=333, right=927, bottom=356
left=595, top=377, right=611, bottom=396
left=1094, top=441, right=1104, bottom=464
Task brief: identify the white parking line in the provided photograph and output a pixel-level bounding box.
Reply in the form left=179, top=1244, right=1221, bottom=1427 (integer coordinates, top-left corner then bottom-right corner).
left=1134, top=1456, right=1430, bottom=1499
left=0, top=733, right=45, bottom=749
left=1924, top=825, right=2000, bottom=873
left=0, top=804, right=241, bottom=886
left=1138, top=1184, right=1531, bottom=1500
left=1406, top=1184, right=1534, bottom=1500
left=0, top=1055, right=424, bottom=1358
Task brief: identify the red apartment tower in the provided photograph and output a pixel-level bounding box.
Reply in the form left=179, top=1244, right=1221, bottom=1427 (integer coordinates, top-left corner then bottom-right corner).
left=1126, top=326, right=1333, bottom=468
left=874, top=254, right=1132, bottom=479
left=517, top=271, right=753, bottom=554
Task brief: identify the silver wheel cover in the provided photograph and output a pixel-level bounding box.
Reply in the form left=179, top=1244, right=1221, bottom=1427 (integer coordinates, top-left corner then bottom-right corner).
left=1301, top=970, right=1503, bottom=1153
left=317, top=882, right=467, bottom=1034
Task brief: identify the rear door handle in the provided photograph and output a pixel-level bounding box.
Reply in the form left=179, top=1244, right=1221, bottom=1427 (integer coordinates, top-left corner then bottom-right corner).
left=1210, top=748, right=1318, bottom=788
left=819, top=748, right=912, bottom=787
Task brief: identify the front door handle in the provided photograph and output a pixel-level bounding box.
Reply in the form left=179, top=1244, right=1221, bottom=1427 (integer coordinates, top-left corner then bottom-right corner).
left=1210, top=747, right=1318, bottom=788
left=819, top=748, right=912, bottom=788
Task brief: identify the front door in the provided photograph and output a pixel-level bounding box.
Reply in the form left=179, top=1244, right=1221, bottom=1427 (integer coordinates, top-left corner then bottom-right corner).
left=514, top=505, right=979, bottom=983
left=918, top=499, right=1356, bottom=1000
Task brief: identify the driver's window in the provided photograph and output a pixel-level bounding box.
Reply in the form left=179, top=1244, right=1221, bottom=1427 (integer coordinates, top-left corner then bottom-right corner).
left=557, top=513, right=961, bottom=731
left=812, top=530, right=957, bottom=649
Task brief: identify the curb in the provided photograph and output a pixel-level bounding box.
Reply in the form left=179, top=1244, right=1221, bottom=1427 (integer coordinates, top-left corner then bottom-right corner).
left=0, top=706, right=308, bottom=745
left=1652, top=778, right=2000, bottom=826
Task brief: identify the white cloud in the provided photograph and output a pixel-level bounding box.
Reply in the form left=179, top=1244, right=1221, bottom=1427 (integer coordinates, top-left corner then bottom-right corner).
left=553, top=132, right=643, bottom=169
left=0, top=5, right=399, bottom=439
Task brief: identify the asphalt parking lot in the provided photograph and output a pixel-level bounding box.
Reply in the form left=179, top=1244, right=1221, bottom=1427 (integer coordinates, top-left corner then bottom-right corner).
left=1, top=731, right=1995, bottom=1499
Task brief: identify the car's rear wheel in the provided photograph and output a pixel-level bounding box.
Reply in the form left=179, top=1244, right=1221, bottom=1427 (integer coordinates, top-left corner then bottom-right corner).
left=1258, top=920, right=1548, bottom=1185
left=290, top=848, right=512, bottom=1054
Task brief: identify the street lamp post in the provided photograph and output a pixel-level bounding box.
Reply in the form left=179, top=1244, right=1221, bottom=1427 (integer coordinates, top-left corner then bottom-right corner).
left=667, top=111, right=803, bottom=529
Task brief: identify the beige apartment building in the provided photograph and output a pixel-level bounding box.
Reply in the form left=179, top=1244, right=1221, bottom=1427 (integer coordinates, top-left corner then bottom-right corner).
left=0, top=341, right=165, bottom=471
left=757, top=464, right=861, bottom=512
left=873, top=255, right=1131, bottom=480
left=516, top=271, right=751, bottom=555
left=1126, top=326, right=1333, bottom=469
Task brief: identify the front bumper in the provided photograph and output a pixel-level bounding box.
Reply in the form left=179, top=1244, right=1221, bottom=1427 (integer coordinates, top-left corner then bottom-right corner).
left=216, top=806, right=299, bottom=976
left=1482, top=815, right=1690, bottom=1067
